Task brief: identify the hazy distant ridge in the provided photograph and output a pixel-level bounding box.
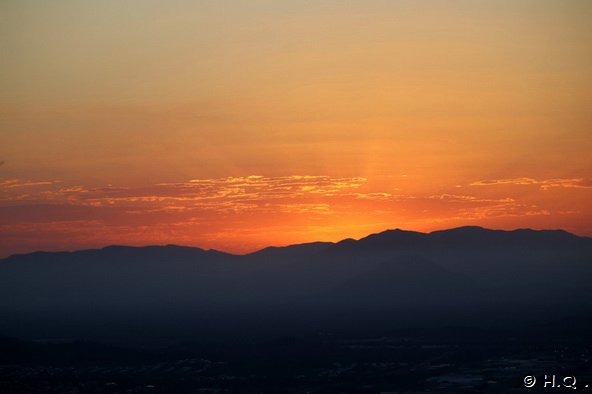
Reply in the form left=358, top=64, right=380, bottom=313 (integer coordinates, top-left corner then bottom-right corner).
left=1, top=226, right=591, bottom=341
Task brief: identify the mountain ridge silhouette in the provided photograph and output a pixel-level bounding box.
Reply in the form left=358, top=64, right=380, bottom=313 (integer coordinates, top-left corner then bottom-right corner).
left=1, top=226, right=591, bottom=342
left=3, top=225, right=589, bottom=260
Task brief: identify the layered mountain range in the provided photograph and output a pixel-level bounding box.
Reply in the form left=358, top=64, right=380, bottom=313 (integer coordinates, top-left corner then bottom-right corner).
left=1, top=226, right=591, bottom=341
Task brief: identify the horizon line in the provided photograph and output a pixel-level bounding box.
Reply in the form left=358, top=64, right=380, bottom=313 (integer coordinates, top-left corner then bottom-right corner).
left=3, top=225, right=587, bottom=260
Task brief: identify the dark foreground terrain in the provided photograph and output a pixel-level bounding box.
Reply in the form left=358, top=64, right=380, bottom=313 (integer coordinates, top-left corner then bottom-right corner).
left=2, top=323, right=592, bottom=394
left=1, top=227, right=591, bottom=392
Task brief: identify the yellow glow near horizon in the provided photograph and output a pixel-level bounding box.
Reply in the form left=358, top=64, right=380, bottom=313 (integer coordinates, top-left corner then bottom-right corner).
left=1, top=1, right=591, bottom=256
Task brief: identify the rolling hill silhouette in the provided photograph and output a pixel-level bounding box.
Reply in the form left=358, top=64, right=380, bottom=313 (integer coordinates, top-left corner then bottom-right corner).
left=1, top=226, right=591, bottom=342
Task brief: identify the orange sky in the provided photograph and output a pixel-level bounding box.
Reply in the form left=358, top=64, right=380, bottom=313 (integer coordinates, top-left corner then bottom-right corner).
left=1, top=1, right=591, bottom=257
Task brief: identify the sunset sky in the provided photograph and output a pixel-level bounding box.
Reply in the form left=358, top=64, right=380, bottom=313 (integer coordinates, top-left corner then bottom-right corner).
left=1, top=0, right=591, bottom=257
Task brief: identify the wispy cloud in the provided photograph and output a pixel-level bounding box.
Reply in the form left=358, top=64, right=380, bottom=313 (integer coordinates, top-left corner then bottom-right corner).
left=426, top=194, right=515, bottom=203
left=456, top=203, right=551, bottom=220
left=2, top=175, right=586, bottom=224
left=0, top=178, right=56, bottom=188
left=470, top=177, right=592, bottom=190
left=0, top=175, right=370, bottom=214
left=1, top=174, right=590, bottom=257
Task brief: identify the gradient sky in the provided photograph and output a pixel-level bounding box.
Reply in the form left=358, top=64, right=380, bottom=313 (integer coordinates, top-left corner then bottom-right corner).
left=1, top=0, right=591, bottom=257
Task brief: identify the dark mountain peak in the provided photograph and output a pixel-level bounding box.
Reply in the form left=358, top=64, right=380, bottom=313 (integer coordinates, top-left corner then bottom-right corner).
left=511, top=228, right=576, bottom=238
left=2, top=226, right=589, bottom=263
left=96, top=244, right=235, bottom=261
left=431, top=225, right=489, bottom=234
left=360, top=228, right=425, bottom=239
left=355, top=228, right=426, bottom=248
left=2, top=244, right=232, bottom=266
left=247, top=241, right=334, bottom=259
left=431, top=226, right=583, bottom=240
left=427, top=226, right=497, bottom=242
left=320, top=226, right=591, bottom=256
left=95, top=244, right=209, bottom=260
left=101, top=244, right=205, bottom=252
left=425, top=226, right=590, bottom=250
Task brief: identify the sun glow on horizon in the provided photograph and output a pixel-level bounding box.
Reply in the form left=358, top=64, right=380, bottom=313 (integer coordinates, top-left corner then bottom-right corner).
left=1, top=173, right=591, bottom=257
left=2, top=1, right=591, bottom=256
